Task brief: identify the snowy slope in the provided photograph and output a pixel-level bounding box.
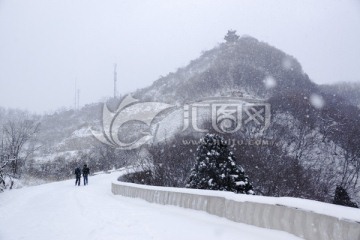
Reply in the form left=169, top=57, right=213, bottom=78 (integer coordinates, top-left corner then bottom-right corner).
left=0, top=171, right=301, bottom=240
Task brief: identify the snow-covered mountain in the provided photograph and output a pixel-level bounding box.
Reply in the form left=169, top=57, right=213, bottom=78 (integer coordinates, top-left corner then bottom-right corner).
left=134, top=35, right=315, bottom=104
left=320, top=82, right=360, bottom=108
left=12, top=34, right=360, bottom=203
left=33, top=35, right=331, bottom=157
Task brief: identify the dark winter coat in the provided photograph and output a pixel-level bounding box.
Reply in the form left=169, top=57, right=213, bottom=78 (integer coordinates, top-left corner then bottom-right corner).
left=75, top=167, right=81, bottom=177
left=82, top=166, right=90, bottom=176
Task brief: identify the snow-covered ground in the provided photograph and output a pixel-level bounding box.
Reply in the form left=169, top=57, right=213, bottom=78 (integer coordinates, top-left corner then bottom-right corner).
left=0, top=171, right=301, bottom=240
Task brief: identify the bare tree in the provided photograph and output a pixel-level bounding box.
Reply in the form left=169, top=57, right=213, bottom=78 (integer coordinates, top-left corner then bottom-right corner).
left=2, top=119, right=40, bottom=176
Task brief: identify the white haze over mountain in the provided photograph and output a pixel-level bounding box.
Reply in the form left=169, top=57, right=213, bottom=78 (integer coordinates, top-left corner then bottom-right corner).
left=0, top=0, right=359, bottom=113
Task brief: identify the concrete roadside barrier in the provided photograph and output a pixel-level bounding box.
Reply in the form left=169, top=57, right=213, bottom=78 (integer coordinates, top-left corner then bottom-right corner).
left=112, top=182, right=360, bottom=240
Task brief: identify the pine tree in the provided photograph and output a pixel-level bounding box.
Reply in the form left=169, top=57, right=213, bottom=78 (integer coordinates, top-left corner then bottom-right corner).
left=186, top=134, right=254, bottom=194
left=224, top=30, right=239, bottom=43
left=333, top=186, right=358, bottom=208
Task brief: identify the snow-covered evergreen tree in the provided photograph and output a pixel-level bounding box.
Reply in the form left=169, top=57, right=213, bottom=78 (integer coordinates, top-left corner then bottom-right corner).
left=186, top=134, right=254, bottom=194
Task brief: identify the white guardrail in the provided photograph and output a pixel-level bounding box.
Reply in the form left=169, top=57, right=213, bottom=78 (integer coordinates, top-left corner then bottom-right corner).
left=112, top=181, right=360, bottom=240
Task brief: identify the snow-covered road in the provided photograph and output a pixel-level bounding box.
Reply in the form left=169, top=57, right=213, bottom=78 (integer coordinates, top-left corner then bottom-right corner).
left=0, top=172, right=302, bottom=240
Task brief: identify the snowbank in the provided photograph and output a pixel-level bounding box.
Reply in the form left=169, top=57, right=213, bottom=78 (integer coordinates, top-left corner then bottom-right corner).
left=112, top=181, right=360, bottom=240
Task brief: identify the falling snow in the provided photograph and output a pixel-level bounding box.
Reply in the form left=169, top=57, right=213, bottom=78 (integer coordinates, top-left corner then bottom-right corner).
left=310, top=94, right=325, bottom=109
left=263, top=76, right=277, bottom=89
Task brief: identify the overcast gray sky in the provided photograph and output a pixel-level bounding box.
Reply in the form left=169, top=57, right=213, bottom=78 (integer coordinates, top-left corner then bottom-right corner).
left=0, top=0, right=359, bottom=113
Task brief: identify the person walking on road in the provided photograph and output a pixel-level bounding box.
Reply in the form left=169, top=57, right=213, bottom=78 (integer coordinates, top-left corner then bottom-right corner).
left=74, top=167, right=81, bottom=186
left=82, top=164, right=90, bottom=185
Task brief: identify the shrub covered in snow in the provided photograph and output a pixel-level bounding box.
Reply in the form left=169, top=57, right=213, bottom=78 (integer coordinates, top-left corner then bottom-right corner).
left=186, top=134, right=254, bottom=194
